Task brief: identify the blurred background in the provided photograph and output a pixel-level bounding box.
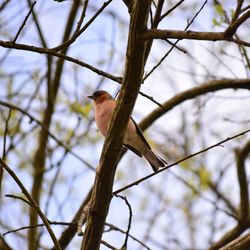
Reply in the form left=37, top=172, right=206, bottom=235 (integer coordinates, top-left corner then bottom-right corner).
left=0, top=0, right=250, bottom=249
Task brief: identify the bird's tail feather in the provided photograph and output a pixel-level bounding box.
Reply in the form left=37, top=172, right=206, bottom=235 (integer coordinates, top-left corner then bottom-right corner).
left=144, top=149, right=167, bottom=172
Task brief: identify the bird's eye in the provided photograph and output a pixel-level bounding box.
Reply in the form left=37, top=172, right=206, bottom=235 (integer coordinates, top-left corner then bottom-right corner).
left=94, top=91, right=104, bottom=97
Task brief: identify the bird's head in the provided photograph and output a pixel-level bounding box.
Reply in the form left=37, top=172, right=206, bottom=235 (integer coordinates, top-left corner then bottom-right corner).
left=87, top=90, right=113, bottom=104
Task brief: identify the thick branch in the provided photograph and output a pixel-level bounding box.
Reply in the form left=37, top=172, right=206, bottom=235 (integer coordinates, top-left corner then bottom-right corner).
left=235, top=140, right=250, bottom=221
left=81, top=1, right=151, bottom=249
left=220, top=232, right=250, bottom=250
left=209, top=225, right=247, bottom=250
left=225, top=9, right=250, bottom=37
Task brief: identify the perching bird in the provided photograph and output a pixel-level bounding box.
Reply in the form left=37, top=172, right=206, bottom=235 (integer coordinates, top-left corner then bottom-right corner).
left=87, top=90, right=167, bottom=172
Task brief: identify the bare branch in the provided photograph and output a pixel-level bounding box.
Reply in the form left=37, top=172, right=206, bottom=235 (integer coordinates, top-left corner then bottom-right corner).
left=0, top=158, right=62, bottom=250
left=225, top=9, right=250, bottom=37
left=52, top=0, right=113, bottom=51
left=0, top=100, right=94, bottom=170
left=114, top=128, right=250, bottom=195
left=1, top=108, right=12, bottom=194
left=235, top=140, right=250, bottom=221
left=51, top=188, right=93, bottom=250
left=0, top=235, right=13, bottom=250
left=141, top=29, right=250, bottom=47
left=209, top=225, right=248, bottom=250
left=5, top=194, right=32, bottom=207
left=160, top=0, right=185, bottom=21
left=81, top=2, right=151, bottom=249
left=231, top=0, right=244, bottom=24
left=115, top=195, right=133, bottom=249
left=0, top=40, right=122, bottom=83
left=140, top=78, right=250, bottom=131
left=12, top=1, right=36, bottom=43
left=220, top=232, right=250, bottom=250
left=105, top=223, right=151, bottom=250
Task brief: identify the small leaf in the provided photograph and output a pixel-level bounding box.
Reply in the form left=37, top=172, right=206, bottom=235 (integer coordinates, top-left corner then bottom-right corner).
left=215, top=4, right=224, bottom=16
left=198, top=167, right=211, bottom=189
left=69, top=102, right=92, bottom=118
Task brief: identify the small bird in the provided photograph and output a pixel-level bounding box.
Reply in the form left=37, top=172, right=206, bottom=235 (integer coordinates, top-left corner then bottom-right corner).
left=87, top=90, right=167, bottom=172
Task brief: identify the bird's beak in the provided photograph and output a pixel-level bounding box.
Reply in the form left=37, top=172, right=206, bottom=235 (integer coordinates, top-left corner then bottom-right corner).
left=87, top=95, right=95, bottom=100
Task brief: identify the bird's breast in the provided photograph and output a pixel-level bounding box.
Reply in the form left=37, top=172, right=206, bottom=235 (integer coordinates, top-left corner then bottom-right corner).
left=95, top=100, right=115, bottom=137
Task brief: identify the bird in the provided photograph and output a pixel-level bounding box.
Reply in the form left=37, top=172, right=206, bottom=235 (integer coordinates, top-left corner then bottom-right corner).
left=87, top=90, right=167, bottom=172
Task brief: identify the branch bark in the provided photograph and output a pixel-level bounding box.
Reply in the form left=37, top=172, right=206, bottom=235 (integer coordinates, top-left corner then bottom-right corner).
left=0, top=40, right=122, bottom=83
left=141, top=29, right=250, bottom=47
left=235, top=140, right=250, bottom=221
left=81, top=1, right=151, bottom=249
left=220, top=232, right=250, bottom=250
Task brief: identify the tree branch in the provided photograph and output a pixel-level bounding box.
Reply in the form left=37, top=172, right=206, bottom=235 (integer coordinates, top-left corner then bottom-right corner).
left=0, top=158, right=61, bottom=250
left=0, top=40, right=122, bottom=83
left=220, top=232, right=250, bottom=250
left=141, top=29, right=250, bottom=47
left=113, top=128, right=250, bottom=195
left=209, top=225, right=248, bottom=250
left=52, top=0, right=113, bottom=51
left=140, top=78, right=250, bottom=131
left=225, top=9, right=250, bottom=37
left=0, top=101, right=94, bottom=170
left=52, top=78, right=250, bottom=248
left=81, top=1, right=151, bottom=249
left=235, top=140, right=250, bottom=222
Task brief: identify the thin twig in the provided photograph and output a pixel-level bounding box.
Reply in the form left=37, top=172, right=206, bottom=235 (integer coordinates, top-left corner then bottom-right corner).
left=113, top=128, right=250, bottom=194
left=139, top=91, right=163, bottom=107
left=75, top=0, right=89, bottom=33
left=144, top=0, right=208, bottom=80
left=0, top=100, right=95, bottom=170
left=160, top=0, right=185, bottom=21
left=105, top=222, right=151, bottom=250
left=0, top=158, right=62, bottom=250
left=169, top=171, right=238, bottom=220
left=12, top=1, right=36, bottom=43
left=3, top=221, right=75, bottom=236
left=52, top=0, right=113, bottom=51
left=100, top=240, right=118, bottom=250
left=115, top=195, right=133, bottom=249
left=0, top=40, right=122, bottom=83
left=0, top=108, right=12, bottom=194
left=2, top=108, right=12, bottom=160
left=0, top=0, right=11, bottom=11
left=5, top=194, right=32, bottom=207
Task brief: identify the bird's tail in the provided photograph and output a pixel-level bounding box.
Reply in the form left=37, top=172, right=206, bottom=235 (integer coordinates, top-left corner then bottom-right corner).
left=144, top=149, right=167, bottom=172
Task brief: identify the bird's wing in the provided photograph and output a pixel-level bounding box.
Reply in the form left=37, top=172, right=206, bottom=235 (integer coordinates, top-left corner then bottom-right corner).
left=123, top=144, right=142, bottom=157
left=131, top=117, right=151, bottom=149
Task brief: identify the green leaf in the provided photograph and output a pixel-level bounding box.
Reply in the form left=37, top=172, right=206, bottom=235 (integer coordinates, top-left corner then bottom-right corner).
left=215, top=4, right=224, bottom=16
left=198, top=167, right=211, bottom=189
left=69, top=102, right=92, bottom=118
